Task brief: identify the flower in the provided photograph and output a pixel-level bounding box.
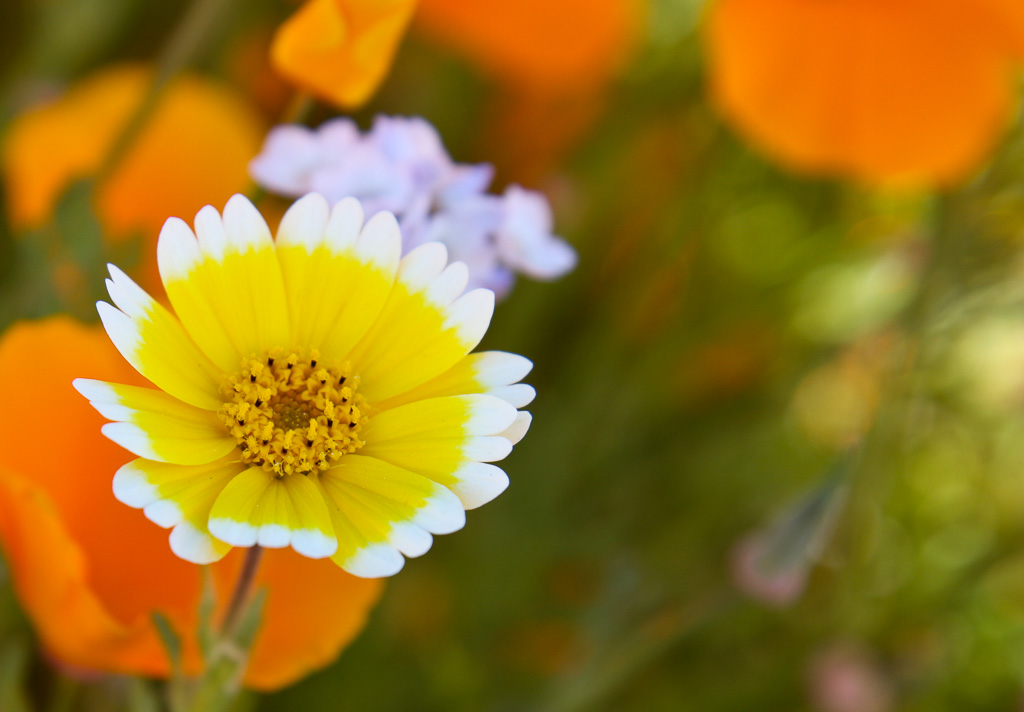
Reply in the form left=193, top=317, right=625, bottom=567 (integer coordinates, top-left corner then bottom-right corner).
left=494, top=186, right=577, bottom=281
left=269, top=0, right=641, bottom=186
left=730, top=532, right=808, bottom=607
left=730, top=476, right=847, bottom=608
left=808, top=644, right=894, bottom=712
left=2, top=64, right=264, bottom=254
left=75, top=193, right=533, bottom=577
left=0, top=318, right=382, bottom=689
left=249, top=116, right=577, bottom=297
left=414, top=0, right=643, bottom=93
left=705, top=0, right=1024, bottom=186
left=271, top=0, right=417, bottom=108
left=270, top=0, right=640, bottom=108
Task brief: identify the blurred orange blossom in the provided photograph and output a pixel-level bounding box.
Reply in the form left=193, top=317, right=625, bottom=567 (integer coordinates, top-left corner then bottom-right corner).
left=706, top=0, right=1024, bottom=186
left=414, top=0, right=642, bottom=93
left=0, top=318, right=383, bottom=690
left=270, top=0, right=642, bottom=103
left=271, top=0, right=417, bottom=108
left=1, top=64, right=264, bottom=285
left=269, top=0, right=643, bottom=185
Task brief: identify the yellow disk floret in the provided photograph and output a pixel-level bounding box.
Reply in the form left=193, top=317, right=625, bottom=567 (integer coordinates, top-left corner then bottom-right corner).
left=219, top=350, right=368, bottom=476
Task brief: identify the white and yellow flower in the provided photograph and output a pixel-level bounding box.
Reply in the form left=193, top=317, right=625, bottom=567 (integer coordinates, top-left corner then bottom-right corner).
left=74, top=193, right=532, bottom=577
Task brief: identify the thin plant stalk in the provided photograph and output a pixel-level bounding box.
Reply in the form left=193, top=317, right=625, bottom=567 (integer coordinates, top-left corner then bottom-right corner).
left=221, top=545, right=264, bottom=637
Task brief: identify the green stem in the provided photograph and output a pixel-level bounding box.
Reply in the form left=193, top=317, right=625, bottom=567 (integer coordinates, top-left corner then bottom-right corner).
left=97, top=0, right=239, bottom=182
left=220, top=545, right=263, bottom=637
left=539, top=596, right=738, bottom=712
left=186, top=546, right=264, bottom=712
left=281, top=91, right=315, bottom=125
left=45, top=675, right=77, bottom=712
left=837, top=192, right=971, bottom=614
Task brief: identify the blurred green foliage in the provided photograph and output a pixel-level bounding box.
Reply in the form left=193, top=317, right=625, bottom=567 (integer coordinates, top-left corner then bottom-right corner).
left=4, top=0, right=1024, bottom=710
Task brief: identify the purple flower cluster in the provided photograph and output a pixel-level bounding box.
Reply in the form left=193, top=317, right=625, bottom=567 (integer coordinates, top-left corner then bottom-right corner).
left=249, top=116, right=577, bottom=297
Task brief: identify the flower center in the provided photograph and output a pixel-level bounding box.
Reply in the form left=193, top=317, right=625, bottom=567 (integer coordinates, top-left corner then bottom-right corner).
left=219, top=351, right=368, bottom=476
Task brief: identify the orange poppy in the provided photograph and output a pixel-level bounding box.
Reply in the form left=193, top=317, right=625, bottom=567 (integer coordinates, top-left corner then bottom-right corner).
left=270, top=0, right=417, bottom=108
left=270, top=0, right=642, bottom=105
left=414, top=0, right=643, bottom=93
left=0, top=318, right=383, bottom=690
left=1, top=64, right=264, bottom=286
left=705, top=0, right=1024, bottom=186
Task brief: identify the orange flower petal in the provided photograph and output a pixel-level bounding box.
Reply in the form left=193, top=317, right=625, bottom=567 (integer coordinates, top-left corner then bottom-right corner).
left=978, top=0, right=1024, bottom=58
left=2, top=65, right=264, bottom=286
left=0, top=317, right=203, bottom=675
left=0, top=471, right=181, bottom=675
left=0, top=318, right=382, bottom=689
left=271, top=0, right=417, bottom=108
left=415, top=0, right=643, bottom=92
left=706, top=0, right=1023, bottom=186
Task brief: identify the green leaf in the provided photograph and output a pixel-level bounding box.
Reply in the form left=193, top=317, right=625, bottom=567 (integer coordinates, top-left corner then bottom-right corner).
left=232, top=588, right=267, bottom=653
left=152, top=611, right=188, bottom=712
left=189, top=587, right=267, bottom=712
left=0, top=636, right=30, bottom=712
left=152, top=611, right=183, bottom=673
left=125, top=678, right=162, bottom=712
left=197, top=567, right=217, bottom=659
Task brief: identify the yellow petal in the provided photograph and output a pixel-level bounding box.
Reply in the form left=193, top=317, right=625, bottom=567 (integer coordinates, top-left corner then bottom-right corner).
left=157, top=195, right=290, bottom=372
left=349, top=243, right=494, bottom=402
left=361, top=394, right=516, bottom=493
left=74, top=379, right=234, bottom=465
left=318, top=455, right=466, bottom=577
left=208, top=468, right=337, bottom=558
left=276, top=195, right=400, bottom=359
left=112, top=457, right=244, bottom=564
left=373, top=350, right=533, bottom=411
left=97, top=265, right=223, bottom=410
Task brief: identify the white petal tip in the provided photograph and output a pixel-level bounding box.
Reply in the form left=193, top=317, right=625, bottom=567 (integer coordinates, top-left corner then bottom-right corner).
left=209, top=517, right=258, bottom=547
left=169, top=522, right=228, bottom=564
left=465, top=395, right=519, bottom=435
left=414, top=486, right=467, bottom=536
left=112, top=462, right=159, bottom=508
left=398, top=241, right=448, bottom=289
left=256, top=523, right=291, bottom=548
left=500, top=411, right=532, bottom=446
left=325, top=197, right=365, bottom=251
left=444, top=289, right=495, bottom=347
left=292, top=529, right=339, bottom=559
left=342, top=542, right=405, bottom=578
left=157, top=216, right=201, bottom=281
left=491, top=383, right=536, bottom=408
left=356, top=210, right=402, bottom=271
left=277, top=193, right=330, bottom=250
left=463, top=435, right=514, bottom=462
left=223, top=194, right=272, bottom=251
left=388, top=521, right=434, bottom=558
left=474, top=352, right=534, bottom=386
left=72, top=378, right=113, bottom=401
left=144, top=499, right=183, bottom=528
left=101, top=422, right=159, bottom=460
left=451, top=462, right=510, bottom=509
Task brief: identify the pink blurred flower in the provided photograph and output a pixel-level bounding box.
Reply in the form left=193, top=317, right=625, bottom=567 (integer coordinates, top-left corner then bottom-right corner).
left=730, top=532, right=808, bottom=607
left=730, top=480, right=847, bottom=607
left=808, top=644, right=894, bottom=712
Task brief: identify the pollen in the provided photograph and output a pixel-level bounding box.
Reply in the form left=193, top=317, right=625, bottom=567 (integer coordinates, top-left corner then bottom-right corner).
left=219, top=350, right=368, bottom=476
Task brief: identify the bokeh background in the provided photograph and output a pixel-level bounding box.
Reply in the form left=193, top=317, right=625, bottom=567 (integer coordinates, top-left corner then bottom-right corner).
left=3, top=0, right=1024, bottom=710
